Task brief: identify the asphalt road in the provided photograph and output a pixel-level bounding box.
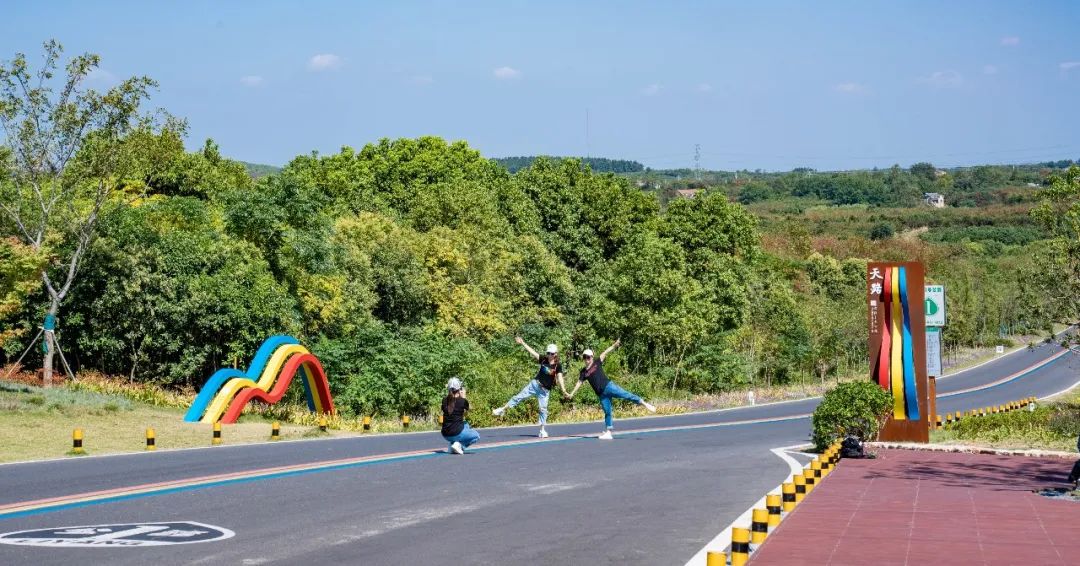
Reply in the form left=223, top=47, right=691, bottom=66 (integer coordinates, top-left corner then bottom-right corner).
left=0, top=339, right=1076, bottom=565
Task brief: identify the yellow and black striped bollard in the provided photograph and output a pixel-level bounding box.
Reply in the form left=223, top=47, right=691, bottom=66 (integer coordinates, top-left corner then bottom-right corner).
left=706, top=551, right=726, bottom=566
left=782, top=482, right=797, bottom=512
left=438, top=414, right=444, bottom=425
left=751, top=508, right=769, bottom=544
left=363, top=416, right=371, bottom=432
left=271, top=421, right=280, bottom=441
left=766, top=494, right=782, bottom=527
left=146, top=427, right=156, bottom=451
left=402, top=415, right=410, bottom=429
left=793, top=474, right=807, bottom=503
left=212, top=422, right=222, bottom=445
left=319, top=415, right=328, bottom=432
left=730, top=527, right=751, bottom=566
left=803, top=467, right=816, bottom=494
left=72, top=428, right=85, bottom=454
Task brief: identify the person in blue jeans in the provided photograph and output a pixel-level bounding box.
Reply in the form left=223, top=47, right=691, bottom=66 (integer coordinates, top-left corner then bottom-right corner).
left=492, top=337, right=571, bottom=438
left=567, top=339, right=656, bottom=439
left=441, top=377, right=479, bottom=454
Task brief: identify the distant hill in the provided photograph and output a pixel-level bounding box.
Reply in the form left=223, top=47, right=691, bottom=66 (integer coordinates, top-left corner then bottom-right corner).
left=494, top=156, right=645, bottom=174
left=239, top=161, right=282, bottom=178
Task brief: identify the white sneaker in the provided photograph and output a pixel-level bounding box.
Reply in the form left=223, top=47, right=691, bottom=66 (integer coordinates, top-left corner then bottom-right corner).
left=450, top=441, right=464, bottom=455
left=597, top=430, right=613, bottom=440
left=643, top=401, right=657, bottom=413
left=538, top=429, right=549, bottom=438
left=492, top=406, right=506, bottom=417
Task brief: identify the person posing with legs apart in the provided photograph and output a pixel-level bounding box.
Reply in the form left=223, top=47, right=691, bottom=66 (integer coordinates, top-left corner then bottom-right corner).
left=567, top=339, right=655, bottom=440
left=492, top=337, right=570, bottom=438
left=442, top=377, right=479, bottom=455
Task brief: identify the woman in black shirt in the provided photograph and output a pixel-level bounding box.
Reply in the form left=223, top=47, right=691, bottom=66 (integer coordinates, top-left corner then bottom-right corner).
left=567, top=339, right=656, bottom=439
left=492, top=337, right=571, bottom=438
left=442, top=377, right=479, bottom=454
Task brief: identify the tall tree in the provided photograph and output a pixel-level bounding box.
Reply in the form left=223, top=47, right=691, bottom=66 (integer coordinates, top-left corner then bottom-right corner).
left=0, top=40, right=163, bottom=384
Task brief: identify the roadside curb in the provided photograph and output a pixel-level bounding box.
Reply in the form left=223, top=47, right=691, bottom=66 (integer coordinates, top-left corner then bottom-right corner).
left=867, top=442, right=1079, bottom=460
left=683, top=442, right=838, bottom=566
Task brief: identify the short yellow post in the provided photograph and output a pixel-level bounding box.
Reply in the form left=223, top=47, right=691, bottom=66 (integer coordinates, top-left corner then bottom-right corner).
left=706, top=551, right=726, bottom=566
left=751, top=508, right=769, bottom=544
left=803, top=467, right=816, bottom=494
left=782, top=482, right=797, bottom=512
left=319, top=415, right=328, bottom=432
left=362, top=415, right=371, bottom=431
left=402, top=415, right=410, bottom=429
left=731, top=528, right=751, bottom=566
left=271, top=421, right=280, bottom=441
left=935, top=414, right=942, bottom=429
left=438, top=414, right=444, bottom=425
left=212, top=422, right=222, bottom=445
left=766, top=494, right=782, bottom=527
left=793, top=474, right=807, bottom=502
left=145, top=427, right=156, bottom=451
left=811, top=459, right=823, bottom=482
left=72, top=428, right=85, bottom=454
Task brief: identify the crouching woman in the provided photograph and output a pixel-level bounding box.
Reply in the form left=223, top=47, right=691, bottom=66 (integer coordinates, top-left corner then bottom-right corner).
left=442, top=377, right=479, bottom=454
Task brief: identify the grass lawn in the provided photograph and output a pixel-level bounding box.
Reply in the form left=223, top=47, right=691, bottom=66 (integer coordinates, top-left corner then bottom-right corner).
left=931, top=389, right=1080, bottom=453
left=0, top=381, right=332, bottom=463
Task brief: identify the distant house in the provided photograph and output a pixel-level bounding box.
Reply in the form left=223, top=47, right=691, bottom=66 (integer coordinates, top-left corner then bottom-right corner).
left=923, top=192, right=945, bottom=208
left=934, top=169, right=947, bottom=178
left=675, top=189, right=700, bottom=199
left=1026, top=182, right=1041, bottom=188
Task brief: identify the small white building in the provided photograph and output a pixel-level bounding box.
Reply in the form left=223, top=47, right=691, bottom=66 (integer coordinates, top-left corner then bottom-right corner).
left=923, top=192, right=945, bottom=208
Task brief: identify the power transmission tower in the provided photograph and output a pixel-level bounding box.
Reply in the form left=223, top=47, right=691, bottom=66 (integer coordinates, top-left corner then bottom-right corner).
left=585, top=108, right=590, bottom=159
left=694, top=144, right=701, bottom=181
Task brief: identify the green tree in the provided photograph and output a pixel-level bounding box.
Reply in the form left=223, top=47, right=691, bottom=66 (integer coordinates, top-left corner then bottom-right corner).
left=0, top=40, right=167, bottom=385
left=0, top=237, right=44, bottom=348
left=1030, top=165, right=1080, bottom=327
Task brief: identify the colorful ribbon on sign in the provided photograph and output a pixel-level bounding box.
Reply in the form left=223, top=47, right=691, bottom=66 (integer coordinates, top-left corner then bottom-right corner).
left=873, top=266, right=920, bottom=420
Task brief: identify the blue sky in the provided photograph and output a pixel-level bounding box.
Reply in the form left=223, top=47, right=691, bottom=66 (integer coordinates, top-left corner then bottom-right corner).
left=3, top=1, right=1079, bottom=171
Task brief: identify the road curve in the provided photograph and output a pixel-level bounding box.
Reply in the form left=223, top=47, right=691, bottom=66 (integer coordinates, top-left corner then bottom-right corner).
left=0, top=341, right=1076, bottom=565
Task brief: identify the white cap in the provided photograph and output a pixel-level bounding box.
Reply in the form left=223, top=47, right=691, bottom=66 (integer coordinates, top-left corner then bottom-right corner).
left=546, top=344, right=558, bottom=354
left=582, top=349, right=594, bottom=357
left=447, top=377, right=463, bottom=391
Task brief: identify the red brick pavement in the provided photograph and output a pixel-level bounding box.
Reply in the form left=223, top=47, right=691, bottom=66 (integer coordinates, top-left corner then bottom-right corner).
left=750, top=448, right=1080, bottom=565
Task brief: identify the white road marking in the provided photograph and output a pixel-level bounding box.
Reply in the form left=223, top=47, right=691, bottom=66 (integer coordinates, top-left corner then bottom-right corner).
left=682, top=444, right=809, bottom=566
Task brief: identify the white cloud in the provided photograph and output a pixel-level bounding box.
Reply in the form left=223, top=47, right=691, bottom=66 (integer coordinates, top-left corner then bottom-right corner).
left=308, top=53, right=342, bottom=71
left=833, top=82, right=868, bottom=94
left=918, top=70, right=964, bottom=88
left=1061, top=61, right=1080, bottom=71
left=240, top=75, right=264, bottom=87
left=982, top=65, right=998, bottom=75
left=640, top=83, right=662, bottom=96
left=696, top=83, right=713, bottom=93
left=1000, top=36, right=1020, bottom=46
left=85, top=67, right=117, bottom=84
left=492, top=66, right=522, bottom=80
left=410, top=75, right=434, bottom=86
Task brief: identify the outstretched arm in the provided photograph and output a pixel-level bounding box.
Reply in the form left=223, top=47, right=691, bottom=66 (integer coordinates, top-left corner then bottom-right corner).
left=568, top=380, right=583, bottom=398
left=515, top=336, right=540, bottom=361
left=599, top=338, right=621, bottom=362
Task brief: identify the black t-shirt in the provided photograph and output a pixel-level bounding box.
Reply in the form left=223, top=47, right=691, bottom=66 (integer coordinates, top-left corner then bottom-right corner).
left=441, top=397, right=469, bottom=437
left=579, top=359, right=610, bottom=396
left=535, top=357, right=563, bottom=390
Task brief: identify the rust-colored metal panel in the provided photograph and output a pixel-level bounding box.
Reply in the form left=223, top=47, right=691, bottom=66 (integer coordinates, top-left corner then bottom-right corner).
left=867, top=262, right=929, bottom=443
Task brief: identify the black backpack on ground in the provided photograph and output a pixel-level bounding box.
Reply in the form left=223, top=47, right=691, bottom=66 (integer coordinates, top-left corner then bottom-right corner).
left=840, top=435, right=866, bottom=459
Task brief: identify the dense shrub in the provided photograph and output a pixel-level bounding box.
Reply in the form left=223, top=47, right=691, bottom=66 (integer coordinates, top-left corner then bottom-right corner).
left=811, top=380, right=893, bottom=450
